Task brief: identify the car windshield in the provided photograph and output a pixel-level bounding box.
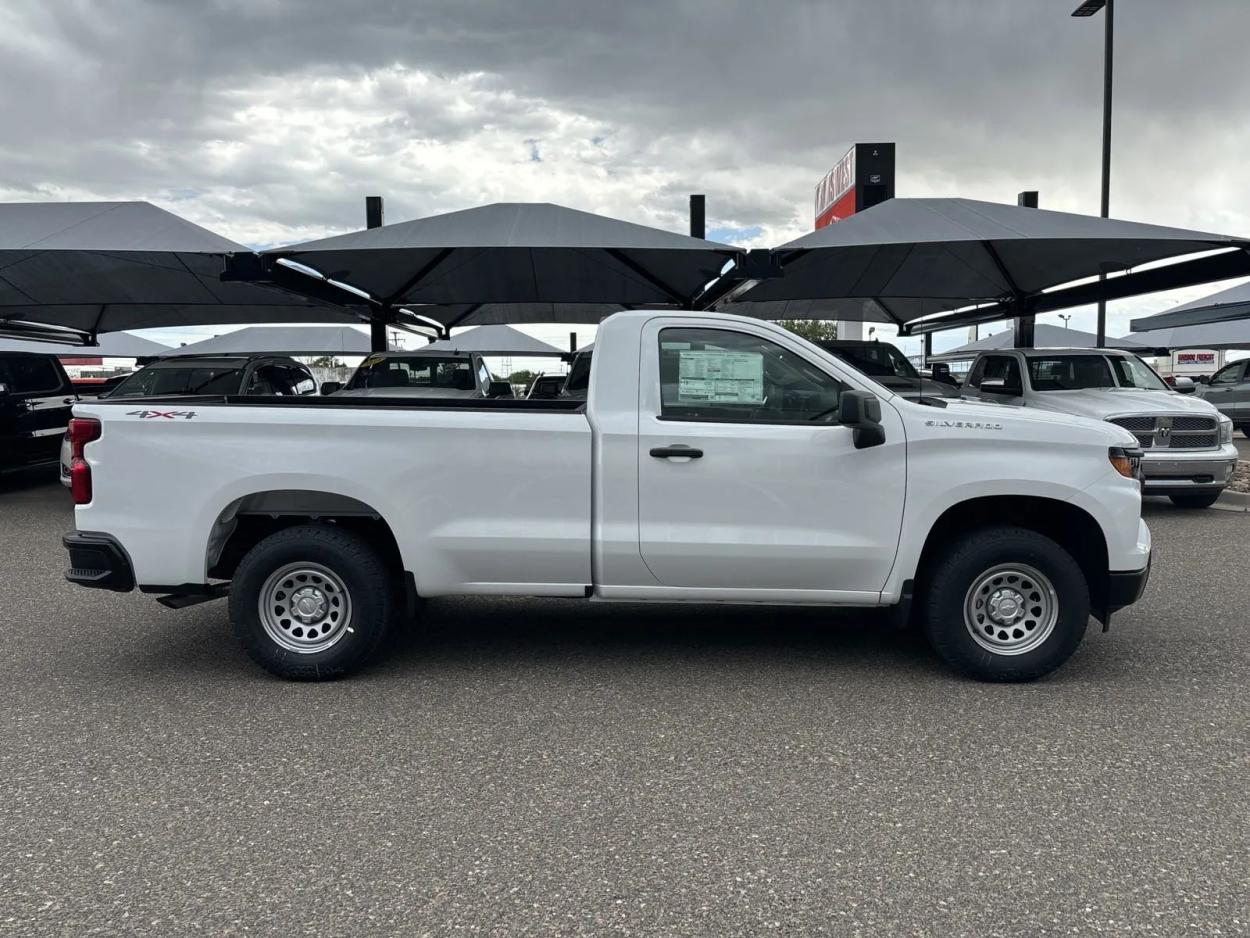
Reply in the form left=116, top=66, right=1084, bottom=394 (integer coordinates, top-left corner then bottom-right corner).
left=108, top=365, right=245, bottom=397
left=1109, top=355, right=1170, bottom=391
left=350, top=356, right=475, bottom=391
left=1027, top=355, right=1168, bottom=391
left=832, top=344, right=919, bottom=379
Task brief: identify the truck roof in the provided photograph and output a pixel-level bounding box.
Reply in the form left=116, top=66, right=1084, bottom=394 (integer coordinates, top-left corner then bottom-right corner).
left=986, top=347, right=1138, bottom=358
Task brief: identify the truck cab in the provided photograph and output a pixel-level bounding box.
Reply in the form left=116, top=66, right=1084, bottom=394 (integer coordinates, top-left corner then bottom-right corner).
left=961, top=347, right=1237, bottom=508
left=329, top=349, right=497, bottom=398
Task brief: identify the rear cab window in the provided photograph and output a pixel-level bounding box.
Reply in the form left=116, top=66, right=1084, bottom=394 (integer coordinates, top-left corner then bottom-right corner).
left=349, top=356, right=476, bottom=391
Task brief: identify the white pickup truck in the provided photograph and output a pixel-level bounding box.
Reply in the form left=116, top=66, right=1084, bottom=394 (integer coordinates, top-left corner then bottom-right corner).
left=63, top=311, right=1151, bottom=683
left=960, top=347, right=1238, bottom=509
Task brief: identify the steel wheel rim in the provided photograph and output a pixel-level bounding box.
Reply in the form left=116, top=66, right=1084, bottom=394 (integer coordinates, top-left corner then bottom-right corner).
left=963, top=562, right=1058, bottom=656
left=258, top=561, right=352, bottom=655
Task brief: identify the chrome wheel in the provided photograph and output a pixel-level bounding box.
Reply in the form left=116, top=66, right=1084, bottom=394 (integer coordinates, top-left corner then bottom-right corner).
left=258, top=561, right=353, bottom=654
left=963, top=562, right=1058, bottom=656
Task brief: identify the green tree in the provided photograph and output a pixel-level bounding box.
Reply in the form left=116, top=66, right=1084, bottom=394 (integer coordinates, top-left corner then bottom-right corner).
left=778, top=320, right=838, bottom=342
left=508, top=369, right=539, bottom=387
left=310, top=355, right=344, bottom=368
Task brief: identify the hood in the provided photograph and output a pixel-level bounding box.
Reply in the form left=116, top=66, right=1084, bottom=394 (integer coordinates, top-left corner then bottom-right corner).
left=878, top=374, right=960, bottom=400
left=1024, top=388, right=1220, bottom=422
left=913, top=396, right=1138, bottom=446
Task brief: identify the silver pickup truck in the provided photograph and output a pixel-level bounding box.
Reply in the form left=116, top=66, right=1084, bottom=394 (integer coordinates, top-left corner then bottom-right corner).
left=961, top=347, right=1237, bottom=509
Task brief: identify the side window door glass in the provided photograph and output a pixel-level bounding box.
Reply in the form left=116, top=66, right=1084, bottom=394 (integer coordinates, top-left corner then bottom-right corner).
left=965, top=358, right=987, bottom=389
left=658, top=328, right=846, bottom=423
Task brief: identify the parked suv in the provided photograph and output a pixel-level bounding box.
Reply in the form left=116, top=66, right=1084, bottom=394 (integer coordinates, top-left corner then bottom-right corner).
left=1, top=352, right=76, bottom=477
left=816, top=340, right=959, bottom=402
left=1195, top=359, right=1250, bottom=435
left=962, top=347, right=1237, bottom=508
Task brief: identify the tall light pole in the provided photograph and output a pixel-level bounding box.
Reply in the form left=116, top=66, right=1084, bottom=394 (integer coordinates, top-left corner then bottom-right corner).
left=1059, top=314, right=1073, bottom=331
left=1072, top=0, right=1114, bottom=346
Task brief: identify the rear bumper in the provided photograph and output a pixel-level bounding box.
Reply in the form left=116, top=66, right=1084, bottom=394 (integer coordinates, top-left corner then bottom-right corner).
left=63, top=531, right=134, bottom=592
left=1141, top=444, right=1238, bottom=492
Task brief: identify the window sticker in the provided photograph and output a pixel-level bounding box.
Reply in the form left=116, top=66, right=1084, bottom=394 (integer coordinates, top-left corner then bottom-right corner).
left=676, top=350, right=764, bottom=403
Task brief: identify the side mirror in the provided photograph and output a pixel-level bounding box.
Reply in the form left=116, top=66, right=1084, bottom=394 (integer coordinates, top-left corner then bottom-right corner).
left=320, top=382, right=342, bottom=395
left=979, top=377, right=1021, bottom=396
left=838, top=390, right=886, bottom=449
left=1172, top=376, right=1196, bottom=394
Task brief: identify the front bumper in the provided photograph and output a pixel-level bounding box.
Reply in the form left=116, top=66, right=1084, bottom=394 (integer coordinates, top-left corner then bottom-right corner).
left=1140, top=443, right=1238, bottom=492
left=1107, top=557, right=1151, bottom=614
left=64, top=531, right=134, bottom=592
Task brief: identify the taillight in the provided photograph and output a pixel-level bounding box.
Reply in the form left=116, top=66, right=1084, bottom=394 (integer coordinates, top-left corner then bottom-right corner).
left=68, top=417, right=101, bottom=505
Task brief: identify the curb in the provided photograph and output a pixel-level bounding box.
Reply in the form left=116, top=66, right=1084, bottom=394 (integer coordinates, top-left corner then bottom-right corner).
left=1213, top=489, right=1250, bottom=513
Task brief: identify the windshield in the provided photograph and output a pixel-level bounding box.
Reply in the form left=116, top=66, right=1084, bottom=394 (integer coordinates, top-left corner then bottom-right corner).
left=108, top=365, right=245, bottom=397
left=1109, top=355, right=1170, bottom=391
left=1027, top=355, right=1168, bottom=392
left=350, top=356, right=475, bottom=391
left=831, top=344, right=919, bottom=379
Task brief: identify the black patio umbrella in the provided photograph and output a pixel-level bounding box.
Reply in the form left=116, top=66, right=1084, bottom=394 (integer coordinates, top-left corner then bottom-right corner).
left=722, top=198, right=1250, bottom=335
left=0, top=201, right=394, bottom=345
left=230, top=202, right=742, bottom=332
left=1128, top=279, right=1250, bottom=332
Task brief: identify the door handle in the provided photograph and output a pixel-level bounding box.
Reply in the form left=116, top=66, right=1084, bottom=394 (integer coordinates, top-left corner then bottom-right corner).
left=650, top=445, right=703, bottom=459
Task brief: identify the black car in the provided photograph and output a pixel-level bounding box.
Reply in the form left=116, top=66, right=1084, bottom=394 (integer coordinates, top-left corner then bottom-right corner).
left=0, top=352, right=77, bottom=476
left=105, top=355, right=318, bottom=398
left=816, top=340, right=960, bottom=402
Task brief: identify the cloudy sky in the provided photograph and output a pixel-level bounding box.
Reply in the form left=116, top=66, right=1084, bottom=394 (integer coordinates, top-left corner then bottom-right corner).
left=3, top=0, right=1250, bottom=353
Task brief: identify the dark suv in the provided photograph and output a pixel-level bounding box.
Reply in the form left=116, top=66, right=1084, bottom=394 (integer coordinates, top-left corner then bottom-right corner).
left=105, top=355, right=317, bottom=398
left=815, top=340, right=960, bottom=402
left=1, top=352, right=76, bottom=476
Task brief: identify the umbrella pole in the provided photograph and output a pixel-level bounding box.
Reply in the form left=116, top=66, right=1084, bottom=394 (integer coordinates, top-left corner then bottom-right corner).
left=366, top=195, right=387, bottom=352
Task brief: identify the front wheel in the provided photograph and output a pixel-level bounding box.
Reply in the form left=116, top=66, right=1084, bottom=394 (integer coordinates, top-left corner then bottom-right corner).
left=922, top=527, right=1090, bottom=682
left=1168, top=491, right=1222, bottom=510
left=229, top=524, right=396, bottom=680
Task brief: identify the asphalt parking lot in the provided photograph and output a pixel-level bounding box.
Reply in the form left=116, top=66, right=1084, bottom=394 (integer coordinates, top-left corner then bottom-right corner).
left=1, top=475, right=1247, bottom=937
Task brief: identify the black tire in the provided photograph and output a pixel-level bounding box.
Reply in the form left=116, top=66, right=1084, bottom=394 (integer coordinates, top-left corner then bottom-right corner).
left=922, top=526, right=1090, bottom=682
left=1237, top=424, right=1250, bottom=438
left=1168, top=491, right=1222, bottom=510
left=229, top=524, right=396, bottom=680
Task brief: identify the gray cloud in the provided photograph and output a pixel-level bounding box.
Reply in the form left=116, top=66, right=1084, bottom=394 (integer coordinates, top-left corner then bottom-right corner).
left=2, top=0, right=1250, bottom=345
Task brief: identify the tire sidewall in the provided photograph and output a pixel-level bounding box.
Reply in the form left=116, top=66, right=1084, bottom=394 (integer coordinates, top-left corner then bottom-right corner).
left=229, top=526, right=392, bottom=680
left=924, top=528, right=1090, bottom=682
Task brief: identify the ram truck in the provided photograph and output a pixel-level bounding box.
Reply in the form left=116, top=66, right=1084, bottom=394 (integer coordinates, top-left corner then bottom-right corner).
left=960, top=347, right=1237, bottom=509
left=63, top=311, right=1151, bottom=683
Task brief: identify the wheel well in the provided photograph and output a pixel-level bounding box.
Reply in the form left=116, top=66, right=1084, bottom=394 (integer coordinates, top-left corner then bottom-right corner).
left=914, top=496, right=1110, bottom=619
left=207, top=490, right=403, bottom=583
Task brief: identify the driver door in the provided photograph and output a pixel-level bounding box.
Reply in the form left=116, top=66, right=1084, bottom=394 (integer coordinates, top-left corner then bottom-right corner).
left=635, top=322, right=906, bottom=596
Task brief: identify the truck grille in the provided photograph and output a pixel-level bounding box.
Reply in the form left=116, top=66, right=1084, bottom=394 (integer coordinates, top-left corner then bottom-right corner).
left=1108, top=415, right=1218, bottom=450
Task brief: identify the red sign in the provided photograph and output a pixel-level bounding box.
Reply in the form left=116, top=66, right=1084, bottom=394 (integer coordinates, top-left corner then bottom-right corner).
left=1176, top=352, right=1216, bottom=364
left=815, top=146, right=856, bottom=229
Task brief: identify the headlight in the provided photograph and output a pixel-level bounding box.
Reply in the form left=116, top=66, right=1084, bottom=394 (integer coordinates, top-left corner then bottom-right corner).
left=1219, top=415, right=1233, bottom=444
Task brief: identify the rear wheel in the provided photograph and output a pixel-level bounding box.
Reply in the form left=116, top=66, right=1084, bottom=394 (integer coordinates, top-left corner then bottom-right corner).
left=922, top=527, right=1090, bottom=682
left=229, top=524, right=395, bottom=680
left=1168, top=491, right=1222, bottom=509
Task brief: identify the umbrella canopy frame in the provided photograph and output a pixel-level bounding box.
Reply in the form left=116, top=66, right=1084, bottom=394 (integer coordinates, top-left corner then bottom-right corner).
left=222, top=202, right=744, bottom=336
left=718, top=198, right=1250, bottom=336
